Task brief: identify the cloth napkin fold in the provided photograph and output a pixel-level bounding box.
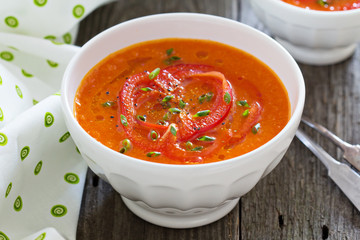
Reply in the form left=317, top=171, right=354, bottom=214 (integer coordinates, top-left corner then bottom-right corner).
left=0, top=1, right=113, bottom=239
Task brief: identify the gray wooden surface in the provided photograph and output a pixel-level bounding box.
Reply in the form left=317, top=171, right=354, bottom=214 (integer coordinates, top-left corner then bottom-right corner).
left=75, top=0, right=360, bottom=239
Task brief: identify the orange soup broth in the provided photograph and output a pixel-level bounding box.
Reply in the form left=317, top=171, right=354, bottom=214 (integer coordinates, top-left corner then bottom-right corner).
left=75, top=38, right=291, bottom=164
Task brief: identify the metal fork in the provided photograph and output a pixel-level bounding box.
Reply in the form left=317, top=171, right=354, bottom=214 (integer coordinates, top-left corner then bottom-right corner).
left=301, top=116, right=360, bottom=172
left=296, top=117, right=360, bottom=211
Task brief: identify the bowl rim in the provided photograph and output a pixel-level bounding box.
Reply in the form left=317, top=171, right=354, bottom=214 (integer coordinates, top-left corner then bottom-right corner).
left=61, top=12, right=305, bottom=170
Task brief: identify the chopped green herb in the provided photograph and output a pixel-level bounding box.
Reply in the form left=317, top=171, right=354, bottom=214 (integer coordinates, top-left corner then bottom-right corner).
left=252, top=123, right=261, bottom=134
left=242, top=109, right=249, bottom=117
left=122, top=139, right=131, bottom=149
left=150, top=130, right=158, bottom=141
left=199, top=92, right=213, bottom=104
left=206, top=92, right=214, bottom=102
left=157, top=120, right=167, bottom=125
left=317, top=0, right=328, bottom=7
left=170, top=56, right=181, bottom=61
left=197, top=136, right=216, bottom=142
left=146, top=151, right=161, bottom=157
left=141, top=87, right=153, bottom=92
left=193, top=110, right=210, bottom=117
left=191, top=146, right=204, bottom=151
left=120, top=114, right=128, bottom=127
left=166, top=48, right=174, bottom=56
left=162, top=95, right=174, bottom=102
left=164, top=56, right=181, bottom=65
left=149, top=68, right=160, bottom=80
left=170, top=125, right=177, bottom=136
left=102, top=101, right=115, bottom=107
left=186, top=141, right=193, bottom=150
left=137, top=115, right=146, bottom=121
left=236, top=100, right=249, bottom=107
left=169, top=108, right=181, bottom=114
left=224, top=92, right=231, bottom=104
left=119, top=147, right=126, bottom=154
left=179, top=99, right=186, bottom=109
left=163, top=111, right=171, bottom=121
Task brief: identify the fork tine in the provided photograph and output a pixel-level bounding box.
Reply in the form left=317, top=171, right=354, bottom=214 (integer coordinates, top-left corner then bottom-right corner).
left=301, top=116, right=353, bottom=152
left=301, top=116, right=360, bottom=171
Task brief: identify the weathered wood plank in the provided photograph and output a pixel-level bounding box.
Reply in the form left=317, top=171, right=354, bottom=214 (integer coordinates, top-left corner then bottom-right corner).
left=240, top=0, right=360, bottom=238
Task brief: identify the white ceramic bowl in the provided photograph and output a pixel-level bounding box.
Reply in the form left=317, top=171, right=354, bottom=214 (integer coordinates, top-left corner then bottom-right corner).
left=249, top=0, right=360, bottom=65
left=61, top=13, right=305, bottom=228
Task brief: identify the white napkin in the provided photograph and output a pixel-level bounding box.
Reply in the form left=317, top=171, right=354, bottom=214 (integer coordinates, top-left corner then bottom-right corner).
left=0, top=1, right=113, bottom=239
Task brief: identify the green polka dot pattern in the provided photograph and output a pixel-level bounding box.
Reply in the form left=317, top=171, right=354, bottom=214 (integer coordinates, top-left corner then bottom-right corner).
left=44, top=112, right=54, bottom=127
left=63, top=33, right=72, bottom=44
left=64, top=173, right=79, bottom=184
left=0, top=0, right=111, bottom=237
left=4, top=16, right=18, bottom=28
left=0, top=231, right=10, bottom=240
left=21, top=69, right=33, bottom=78
left=0, top=133, right=7, bottom=146
left=51, top=204, right=67, bottom=217
left=15, top=85, right=23, bottom=99
left=34, top=160, right=43, bottom=175
left=44, top=35, right=56, bottom=41
left=46, top=59, right=58, bottom=68
left=73, top=5, right=85, bottom=18
left=0, top=51, right=14, bottom=61
left=35, top=232, right=46, bottom=240
left=59, top=132, right=70, bottom=142
left=14, top=195, right=23, bottom=211
left=20, top=146, right=30, bottom=161
left=5, top=182, right=12, bottom=198
left=50, top=40, right=64, bottom=45
left=34, top=0, right=47, bottom=7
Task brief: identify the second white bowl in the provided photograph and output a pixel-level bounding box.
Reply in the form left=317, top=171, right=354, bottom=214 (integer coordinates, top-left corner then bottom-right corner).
left=249, top=0, right=360, bottom=65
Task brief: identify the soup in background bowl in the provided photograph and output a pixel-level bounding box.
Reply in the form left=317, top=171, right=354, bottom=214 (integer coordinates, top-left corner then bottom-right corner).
left=61, top=13, right=305, bottom=228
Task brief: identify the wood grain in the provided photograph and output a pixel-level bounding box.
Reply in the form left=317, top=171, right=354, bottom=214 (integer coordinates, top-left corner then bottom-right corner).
left=240, top=1, right=360, bottom=239
left=75, top=0, right=360, bottom=239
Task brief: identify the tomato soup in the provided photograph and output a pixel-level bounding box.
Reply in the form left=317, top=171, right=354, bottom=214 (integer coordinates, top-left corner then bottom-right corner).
left=74, top=38, right=290, bottom=164
left=281, top=0, right=360, bottom=11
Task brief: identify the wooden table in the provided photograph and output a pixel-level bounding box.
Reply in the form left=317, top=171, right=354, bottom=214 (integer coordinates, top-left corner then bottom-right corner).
left=75, top=0, right=360, bottom=239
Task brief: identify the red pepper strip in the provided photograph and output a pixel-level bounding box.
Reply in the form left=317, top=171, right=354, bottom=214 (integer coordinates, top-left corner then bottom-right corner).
left=225, top=101, right=263, bottom=148
left=153, top=69, right=181, bottom=93
left=176, top=71, right=233, bottom=141
left=118, top=71, right=181, bottom=152
left=118, top=65, right=234, bottom=161
left=118, top=72, right=163, bottom=150
left=225, top=79, right=264, bottom=148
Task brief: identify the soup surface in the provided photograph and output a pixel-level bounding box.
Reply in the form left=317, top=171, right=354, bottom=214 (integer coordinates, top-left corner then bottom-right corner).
left=75, top=38, right=290, bottom=164
left=281, top=0, right=360, bottom=11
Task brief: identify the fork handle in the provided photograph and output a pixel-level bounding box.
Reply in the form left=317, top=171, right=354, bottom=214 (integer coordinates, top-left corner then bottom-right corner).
left=301, top=116, right=353, bottom=151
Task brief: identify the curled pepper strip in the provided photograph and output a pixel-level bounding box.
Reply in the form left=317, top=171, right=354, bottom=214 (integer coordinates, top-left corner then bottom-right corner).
left=118, top=64, right=234, bottom=162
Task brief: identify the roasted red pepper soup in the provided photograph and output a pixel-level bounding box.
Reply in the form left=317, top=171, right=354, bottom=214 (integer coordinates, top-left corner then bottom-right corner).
left=282, top=0, right=360, bottom=11
left=74, top=38, right=290, bottom=164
